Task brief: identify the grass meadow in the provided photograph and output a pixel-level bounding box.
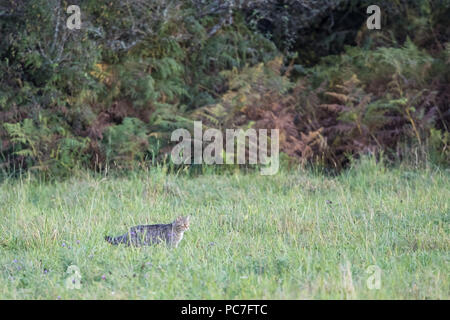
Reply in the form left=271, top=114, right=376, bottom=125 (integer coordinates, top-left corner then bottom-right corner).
left=0, top=158, right=449, bottom=299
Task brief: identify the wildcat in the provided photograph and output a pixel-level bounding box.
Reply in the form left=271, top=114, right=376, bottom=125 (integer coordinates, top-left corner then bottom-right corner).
left=105, top=216, right=190, bottom=247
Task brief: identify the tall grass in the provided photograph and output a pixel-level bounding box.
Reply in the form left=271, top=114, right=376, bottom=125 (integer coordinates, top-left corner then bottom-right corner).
left=0, top=158, right=448, bottom=299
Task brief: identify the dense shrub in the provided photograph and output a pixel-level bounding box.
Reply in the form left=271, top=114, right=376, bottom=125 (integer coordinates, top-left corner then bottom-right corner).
left=192, top=40, right=449, bottom=168
left=0, top=0, right=448, bottom=177
left=0, top=0, right=276, bottom=175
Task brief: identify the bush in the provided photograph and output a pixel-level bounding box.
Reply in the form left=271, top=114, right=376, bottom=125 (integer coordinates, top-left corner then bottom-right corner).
left=0, top=0, right=448, bottom=177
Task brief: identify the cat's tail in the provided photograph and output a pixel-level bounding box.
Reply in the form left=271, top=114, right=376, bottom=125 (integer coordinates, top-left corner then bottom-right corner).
left=105, top=234, right=128, bottom=245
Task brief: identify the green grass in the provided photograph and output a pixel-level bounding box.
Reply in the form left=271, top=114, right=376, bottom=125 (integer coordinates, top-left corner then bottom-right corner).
left=0, top=158, right=449, bottom=299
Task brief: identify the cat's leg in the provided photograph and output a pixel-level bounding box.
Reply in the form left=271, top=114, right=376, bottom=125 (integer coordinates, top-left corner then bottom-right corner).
left=130, top=228, right=144, bottom=247
left=105, top=233, right=129, bottom=245
left=166, top=232, right=179, bottom=247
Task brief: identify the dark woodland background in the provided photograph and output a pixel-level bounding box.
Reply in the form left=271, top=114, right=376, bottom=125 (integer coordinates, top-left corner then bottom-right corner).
left=0, top=0, right=449, bottom=177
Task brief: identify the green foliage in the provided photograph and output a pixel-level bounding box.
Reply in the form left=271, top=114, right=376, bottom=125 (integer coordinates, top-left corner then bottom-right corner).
left=428, top=128, right=450, bottom=166
left=300, top=39, right=449, bottom=167
left=3, top=116, right=89, bottom=176
left=102, top=118, right=151, bottom=166
left=0, top=0, right=449, bottom=176
left=311, top=39, right=435, bottom=87
left=0, top=0, right=101, bottom=108
left=0, top=0, right=278, bottom=176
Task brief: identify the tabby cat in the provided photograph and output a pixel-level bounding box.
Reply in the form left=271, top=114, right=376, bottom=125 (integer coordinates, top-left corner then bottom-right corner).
left=105, top=216, right=190, bottom=247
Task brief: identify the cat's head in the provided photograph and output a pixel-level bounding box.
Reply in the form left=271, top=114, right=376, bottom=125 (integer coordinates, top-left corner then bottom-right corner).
left=174, top=216, right=190, bottom=232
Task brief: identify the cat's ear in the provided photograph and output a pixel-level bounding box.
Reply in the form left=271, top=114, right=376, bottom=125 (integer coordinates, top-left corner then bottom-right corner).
left=185, top=215, right=191, bottom=222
